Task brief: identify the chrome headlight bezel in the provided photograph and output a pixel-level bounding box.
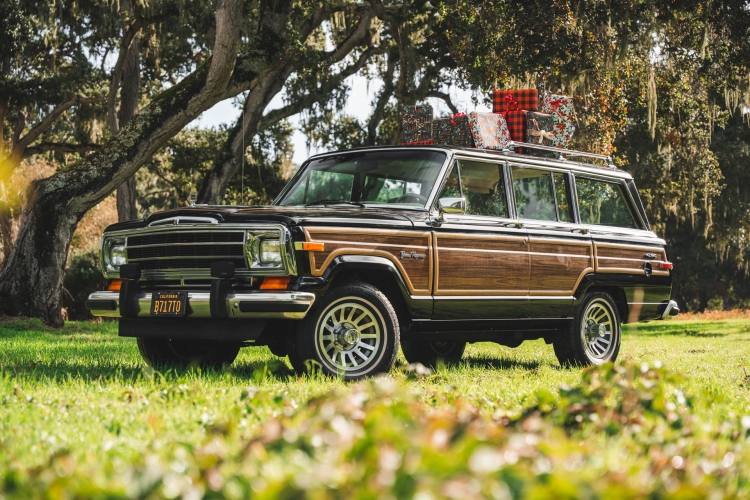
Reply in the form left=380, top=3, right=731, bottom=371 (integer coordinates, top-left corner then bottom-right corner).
left=101, top=235, right=127, bottom=278
left=244, top=226, right=296, bottom=275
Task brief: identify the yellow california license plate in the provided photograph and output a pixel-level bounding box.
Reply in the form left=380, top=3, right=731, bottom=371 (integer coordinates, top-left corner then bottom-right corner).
left=150, top=291, right=187, bottom=316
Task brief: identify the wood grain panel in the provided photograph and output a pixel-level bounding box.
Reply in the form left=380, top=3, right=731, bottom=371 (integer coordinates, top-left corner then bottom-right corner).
left=435, top=233, right=529, bottom=296
left=595, top=243, right=669, bottom=277
left=528, top=238, right=593, bottom=295
left=303, top=227, right=433, bottom=295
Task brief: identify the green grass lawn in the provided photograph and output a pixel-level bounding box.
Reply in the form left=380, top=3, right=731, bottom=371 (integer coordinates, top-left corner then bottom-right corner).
left=1, top=317, right=750, bottom=498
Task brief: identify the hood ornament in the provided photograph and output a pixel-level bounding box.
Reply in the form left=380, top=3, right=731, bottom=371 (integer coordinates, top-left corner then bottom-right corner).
left=188, top=192, right=197, bottom=207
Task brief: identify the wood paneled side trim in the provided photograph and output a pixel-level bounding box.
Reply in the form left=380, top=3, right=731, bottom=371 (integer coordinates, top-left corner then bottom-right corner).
left=595, top=242, right=667, bottom=252
left=528, top=266, right=594, bottom=296
left=527, top=236, right=594, bottom=296
left=529, top=237, right=592, bottom=248
left=302, top=227, right=433, bottom=296
left=434, top=232, right=529, bottom=296
left=594, top=241, right=669, bottom=277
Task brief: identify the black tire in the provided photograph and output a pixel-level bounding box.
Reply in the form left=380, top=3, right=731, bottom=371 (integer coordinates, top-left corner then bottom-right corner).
left=553, top=291, right=622, bottom=367
left=401, top=340, right=466, bottom=367
left=288, top=281, right=399, bottom=380
left=136, top=337, right=240, bottom=370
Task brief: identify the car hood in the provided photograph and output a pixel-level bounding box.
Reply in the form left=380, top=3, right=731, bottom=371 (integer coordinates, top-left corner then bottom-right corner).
left=104, top=205, right=432, bottom=232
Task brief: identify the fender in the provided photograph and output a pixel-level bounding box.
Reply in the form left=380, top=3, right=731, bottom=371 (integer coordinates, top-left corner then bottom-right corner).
left=321, top=255, right=433, bottom=319
left=570, top=273, right=673, bottom=323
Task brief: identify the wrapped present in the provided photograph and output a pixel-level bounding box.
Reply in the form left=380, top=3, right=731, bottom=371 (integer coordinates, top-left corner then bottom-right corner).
left=491, top=89, right=538, bottom=113
left=401, top=104, right=433, bottom=143
left=526, top=112, right=557, bottom=146
left=524, top=94, right=576, bottom=148
left=503, top=95, right=528, bottom=148
left=432, top=112, right=475, bottom=147
left=468, top=112, right=511, bottom=150
left=541, top=93, right=574, bottom=121
left=399, top=140, right=435, bottom=146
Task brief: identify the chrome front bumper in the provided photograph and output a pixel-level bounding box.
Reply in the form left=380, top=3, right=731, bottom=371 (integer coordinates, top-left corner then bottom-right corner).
left=86, top=290, right=316, bottom=319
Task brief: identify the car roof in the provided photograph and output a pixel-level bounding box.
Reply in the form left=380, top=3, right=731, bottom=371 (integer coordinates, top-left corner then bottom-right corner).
left=304, top=145, right=634, bottom=181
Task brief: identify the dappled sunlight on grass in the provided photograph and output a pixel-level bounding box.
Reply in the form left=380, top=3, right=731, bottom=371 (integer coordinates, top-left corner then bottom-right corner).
left=1, top=318, right=750, bottom=497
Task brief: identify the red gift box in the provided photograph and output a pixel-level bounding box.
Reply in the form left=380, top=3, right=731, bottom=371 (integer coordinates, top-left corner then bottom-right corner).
left=491, top=89, right=538, bottom=114
left=503, top=95, right=527, bottom=150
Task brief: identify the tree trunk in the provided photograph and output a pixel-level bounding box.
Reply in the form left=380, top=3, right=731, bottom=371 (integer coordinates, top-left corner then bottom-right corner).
left=197, top=8, right=377, bottom=205
left=116, top=29, right=141, bottom=222
left=0, top=198, right=12, bottom=267
left=197, top=76, right=286, bottom=205
left=0, top=0, right=245, bottom=326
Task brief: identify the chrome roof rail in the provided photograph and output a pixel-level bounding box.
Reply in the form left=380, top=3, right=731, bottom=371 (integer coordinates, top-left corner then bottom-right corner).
left=504, top=141, right=616, bottom=169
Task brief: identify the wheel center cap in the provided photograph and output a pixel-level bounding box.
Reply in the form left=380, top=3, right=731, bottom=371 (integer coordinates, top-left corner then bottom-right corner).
left=586, top=322, right=607, bottom=338
left=333, top=323, right=359, bottom=350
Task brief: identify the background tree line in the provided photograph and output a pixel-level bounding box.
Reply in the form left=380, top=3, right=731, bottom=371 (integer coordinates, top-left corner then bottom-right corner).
left=0, top=0, right=749, bottom=323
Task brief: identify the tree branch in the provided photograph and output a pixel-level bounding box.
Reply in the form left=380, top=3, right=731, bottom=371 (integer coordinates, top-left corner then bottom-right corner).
left=327, top=8, right=375, bottom=64
left=17, top=95, right=96, bottom=151
left=22, top=142, right=100, bottom=159
left=367, top=51, right=396, bottom=144
left=260, top=46, right=384, bottom=128
left=426, top=91, right=459, bottom=114
left=107, top=18, right=144, bottom=133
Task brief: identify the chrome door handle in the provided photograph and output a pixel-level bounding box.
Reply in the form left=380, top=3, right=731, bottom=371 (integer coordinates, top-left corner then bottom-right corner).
left=505, top=222, right=524, bottom=229
left=570, top=227, right=589, bottom=234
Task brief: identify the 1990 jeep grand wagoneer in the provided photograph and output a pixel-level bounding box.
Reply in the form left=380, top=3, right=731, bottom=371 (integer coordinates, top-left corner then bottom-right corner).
left=87, top=144, right=678, bottom=379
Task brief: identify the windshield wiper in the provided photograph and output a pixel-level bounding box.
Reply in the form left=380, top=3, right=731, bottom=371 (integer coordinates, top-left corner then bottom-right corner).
left=305, top=199, right=365, bottom=208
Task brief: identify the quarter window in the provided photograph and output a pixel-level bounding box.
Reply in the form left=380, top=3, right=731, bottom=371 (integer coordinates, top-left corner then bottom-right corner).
left=575, top=177, right=639, bottom=228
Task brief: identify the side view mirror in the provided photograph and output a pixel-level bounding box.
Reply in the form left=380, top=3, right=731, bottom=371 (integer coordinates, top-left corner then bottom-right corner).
left=438, top=197, right=466, bottom=214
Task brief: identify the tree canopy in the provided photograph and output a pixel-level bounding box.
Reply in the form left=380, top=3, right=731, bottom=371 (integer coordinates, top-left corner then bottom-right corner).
left=1, top=0, right=750, bottom=322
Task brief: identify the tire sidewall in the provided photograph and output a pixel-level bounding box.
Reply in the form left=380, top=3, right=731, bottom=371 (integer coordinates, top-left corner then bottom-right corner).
left=576, top=292, right=621, bottom=365
left=298, top=283, right=399, bottom=379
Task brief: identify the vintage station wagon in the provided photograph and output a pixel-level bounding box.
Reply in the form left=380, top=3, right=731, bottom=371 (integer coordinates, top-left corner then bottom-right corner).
left=87, top=143, right=677, bottom=379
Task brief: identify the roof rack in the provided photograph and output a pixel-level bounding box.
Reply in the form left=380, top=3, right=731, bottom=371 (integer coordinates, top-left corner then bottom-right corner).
left=505, top=141, right=615, bottom=169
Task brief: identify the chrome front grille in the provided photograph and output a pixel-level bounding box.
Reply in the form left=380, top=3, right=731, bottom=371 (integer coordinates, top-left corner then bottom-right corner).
left=125, top=230, right=248, bottom=273
left=100, top=222, right=297, bottom=280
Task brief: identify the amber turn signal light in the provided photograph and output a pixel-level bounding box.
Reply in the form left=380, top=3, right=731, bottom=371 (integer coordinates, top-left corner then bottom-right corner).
left=659, top=262, right=674, bottom=270
left=294, top=241, right=325, bottom=251
left=107, top=279, right=123, bottom=291
left=260, top=276, right=291, bottom=290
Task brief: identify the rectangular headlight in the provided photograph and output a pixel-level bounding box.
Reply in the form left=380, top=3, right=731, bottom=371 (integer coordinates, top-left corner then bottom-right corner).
left=101, top=236, right=126, bottom=276
left=259, top=239, right=282, bottom=264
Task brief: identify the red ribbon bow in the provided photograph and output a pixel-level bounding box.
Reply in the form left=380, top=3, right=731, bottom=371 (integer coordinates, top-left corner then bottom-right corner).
left=449, top=112, right=466, bottom=125
left=504, top=94, right=519, bottom=112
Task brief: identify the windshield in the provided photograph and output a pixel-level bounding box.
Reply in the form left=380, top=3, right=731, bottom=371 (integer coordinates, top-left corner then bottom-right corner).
left=276, top=150, right=447, bottom=208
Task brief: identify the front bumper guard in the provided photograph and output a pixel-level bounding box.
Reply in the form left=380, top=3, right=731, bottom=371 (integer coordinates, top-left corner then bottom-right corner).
left=86, top=290, right=316, bottom=320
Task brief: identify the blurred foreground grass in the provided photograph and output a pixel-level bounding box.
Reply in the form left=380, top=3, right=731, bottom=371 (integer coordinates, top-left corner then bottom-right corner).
left=1, top=317, right=750, bottom=498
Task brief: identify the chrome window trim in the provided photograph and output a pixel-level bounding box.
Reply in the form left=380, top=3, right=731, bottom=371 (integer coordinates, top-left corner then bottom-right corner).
left=571, top=172, right=648, bottom=232
left=100, top=223, right=296, bottom=280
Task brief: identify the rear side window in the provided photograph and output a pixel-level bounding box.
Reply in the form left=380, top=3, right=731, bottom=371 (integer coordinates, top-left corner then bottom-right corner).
left=511, top=166, right=572, bottom=222
left=575, top=177, right=639, bottom=228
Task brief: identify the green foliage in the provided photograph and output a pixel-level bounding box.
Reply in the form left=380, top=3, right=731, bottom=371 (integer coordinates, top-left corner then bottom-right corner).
left=62, top=251, right=106, bottom=321
left=139, top=121, right=294, bottom=213
left=2, top=319, right=750, bottom=497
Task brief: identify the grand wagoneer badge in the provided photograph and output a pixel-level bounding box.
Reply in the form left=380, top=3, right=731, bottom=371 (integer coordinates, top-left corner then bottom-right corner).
left=400, top=251, right=427, bottom=260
